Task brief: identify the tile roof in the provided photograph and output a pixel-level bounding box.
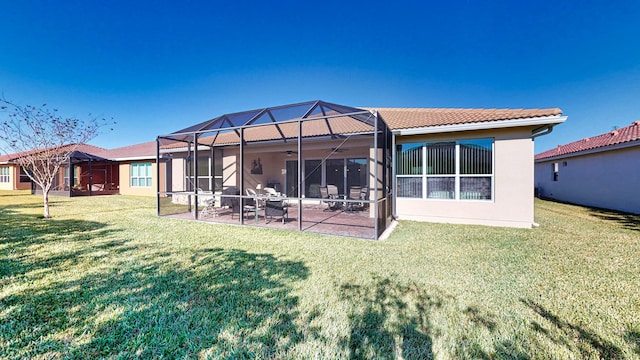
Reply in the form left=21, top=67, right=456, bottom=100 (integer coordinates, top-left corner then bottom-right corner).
left=0, top=143, right=110, bottom=163
left=105, top=141, right=156, bottom=159
left=159, top=107, right=564, bottom=149
left=0, top=142, right=154, bottom=163
left=536, top=120, right=640, bottom=160
left=373, top=108, right=563, bottom=130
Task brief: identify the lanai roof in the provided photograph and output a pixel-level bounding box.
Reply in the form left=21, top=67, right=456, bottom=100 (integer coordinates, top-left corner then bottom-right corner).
left=164, top=100, right=377, bottom=142
left=159, top=100, right=564, bottom=149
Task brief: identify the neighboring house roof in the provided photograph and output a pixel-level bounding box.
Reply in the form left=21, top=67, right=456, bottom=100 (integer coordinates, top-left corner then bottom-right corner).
left=0, top=142, right=156, bottom=164
left=106, top=141, right=157, bottom=161
left=71, top=144, right=111, bottom=158
left=0, top=143, right=110, bottom=164
left=536, top=120, right=640, bottom=161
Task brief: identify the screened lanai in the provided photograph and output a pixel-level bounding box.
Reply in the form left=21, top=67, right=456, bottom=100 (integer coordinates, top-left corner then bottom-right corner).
left=156, top=100, right=393, bottom=239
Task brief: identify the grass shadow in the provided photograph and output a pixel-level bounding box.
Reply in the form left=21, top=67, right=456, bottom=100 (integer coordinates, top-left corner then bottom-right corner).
left=0, top=208, right=122, bottom=280
left=624, top=328, right=640, bottom=356
left=521, top=299, right=624, bottom=359
left=339, top=276, right=438, bottom=359
left=339, top=276, right=542, bottom=359
left=2, top=245, right=310, bottom=358
left=588, top=207, right=640, bottom=232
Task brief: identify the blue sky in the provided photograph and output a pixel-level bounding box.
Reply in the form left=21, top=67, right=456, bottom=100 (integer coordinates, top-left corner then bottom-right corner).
left=1, top=0, right=639, bottom=152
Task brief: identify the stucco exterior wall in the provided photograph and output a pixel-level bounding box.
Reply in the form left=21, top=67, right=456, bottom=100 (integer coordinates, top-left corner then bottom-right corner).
left=535, top=145, right=640, bottom=214
left=395, top=127, right=536, bottom=228
left=171, top=157, right=185, bottom=191
left=118, top=160, right=157, bottom=196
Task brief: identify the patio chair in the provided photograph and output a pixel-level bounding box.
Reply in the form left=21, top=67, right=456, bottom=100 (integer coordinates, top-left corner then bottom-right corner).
left=360, top=187, right=369, bottom=209
left=265, top=200, right=288, bottom=224
left=320, top=185, right=340, bottom=211
left=263, top=187, right=280, bottom=197
left=229, top=196, right=259, bottom=221
left=245, top=188, right=258, bottom=207
left=220, top=187, right=239, bottom=208
left=345, top=186, right=363, bottom=212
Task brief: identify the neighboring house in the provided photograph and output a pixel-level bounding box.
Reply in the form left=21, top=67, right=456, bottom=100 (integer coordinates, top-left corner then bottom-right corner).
left=0, top=141, right=157, bottom=196
left=535, top=120, right=640, bottom=214
left=106, top=141, right=158, bottom=196
left=0, top=154, right=34, bottom=191
left=157, top=100, right=566, bottom=234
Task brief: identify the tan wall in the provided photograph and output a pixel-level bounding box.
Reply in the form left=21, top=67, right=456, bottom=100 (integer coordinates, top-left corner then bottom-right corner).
left=223, top=152, right=238, bottom=188
left=395, top=127, right=536, bottom=228
left=171, top=157, right=185, bottom=191
left=118, top=161, right=157, bottom=196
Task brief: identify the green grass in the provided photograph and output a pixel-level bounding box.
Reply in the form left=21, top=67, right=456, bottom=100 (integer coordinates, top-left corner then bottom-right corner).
left=1, top=191, right=639, bottom=359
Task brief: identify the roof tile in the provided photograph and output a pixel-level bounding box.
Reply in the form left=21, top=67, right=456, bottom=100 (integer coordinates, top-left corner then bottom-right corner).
left=373, top=108, right=563, bottom=130
left=536, top=121, right=640, bottom=160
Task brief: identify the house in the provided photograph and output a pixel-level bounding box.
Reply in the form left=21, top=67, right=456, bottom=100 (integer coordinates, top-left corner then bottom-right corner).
left=157, top=100, right=566, bottom=238
left=535, top=120, right=640, bottom=214
left=0, top=154, right=34, bottom=191
left=107, top=141, right=158, bottom=196
left=0, top=141, right=157, bottom=196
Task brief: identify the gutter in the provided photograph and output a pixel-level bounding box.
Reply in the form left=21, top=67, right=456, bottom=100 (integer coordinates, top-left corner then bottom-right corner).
left=110, top=156, right=157, bottom=161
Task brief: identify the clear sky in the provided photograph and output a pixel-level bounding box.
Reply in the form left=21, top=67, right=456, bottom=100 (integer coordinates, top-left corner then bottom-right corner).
left=1, top=0, right=639, bottom=153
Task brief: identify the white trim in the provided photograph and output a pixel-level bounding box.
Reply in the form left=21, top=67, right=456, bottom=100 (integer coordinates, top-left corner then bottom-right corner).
left=535, top=139, right=640, bottom=162
left=111, top=156, right=156, bottom=161
left=393, top=115, right=567, bottom=136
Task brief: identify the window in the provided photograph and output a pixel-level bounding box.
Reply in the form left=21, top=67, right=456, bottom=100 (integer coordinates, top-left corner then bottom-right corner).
left=302, top=157, right=368, bottom=197
left=396, top=138, right=493, bottom=200
left=0, top=166, right=9, bottom=183
left=184, top=152, right=223, bottom=192
left=552, top=163, right=559, bottom=181
left=19, top=167, right=31, bottom=183
left=64, top=166, right=80, bottom=187
left=131, top=163, right=152, bottom=187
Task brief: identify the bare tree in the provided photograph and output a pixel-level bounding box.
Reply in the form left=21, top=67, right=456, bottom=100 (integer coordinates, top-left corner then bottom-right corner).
left=0, top=98, right=112, bottom=218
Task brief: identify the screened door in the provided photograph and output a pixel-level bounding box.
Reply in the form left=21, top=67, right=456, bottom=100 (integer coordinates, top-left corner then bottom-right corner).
left=304, top=159, right=322, bottom=198
left=285, top=160, right=298, bottom=197
left=326, top=159, right=345, bottom=194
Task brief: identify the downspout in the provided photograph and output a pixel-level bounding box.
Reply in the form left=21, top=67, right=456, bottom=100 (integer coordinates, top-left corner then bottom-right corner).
left=391, top=132, right=397, bottom=220
left=532, top=125, right=554, bottom=139
left=88, top=159, right=93, bottom=196
left=156, top=137, right=160, bottom=216
left=194, top=133, right=199, bottom=220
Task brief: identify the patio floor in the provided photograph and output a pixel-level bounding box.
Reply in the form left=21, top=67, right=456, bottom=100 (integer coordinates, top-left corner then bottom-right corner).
left=164, top=203, right=376, bottom=239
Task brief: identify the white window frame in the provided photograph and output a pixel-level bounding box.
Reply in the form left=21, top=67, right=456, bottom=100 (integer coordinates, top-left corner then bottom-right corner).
left=397, top=138, right=494, bottom=201
left=0, top=166, right=9, bottom=183
left=131, top=163, right=152, bottom=188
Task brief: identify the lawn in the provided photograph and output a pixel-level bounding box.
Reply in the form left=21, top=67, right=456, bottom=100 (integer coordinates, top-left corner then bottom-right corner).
left=1, top=191, right=639, bottom=359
